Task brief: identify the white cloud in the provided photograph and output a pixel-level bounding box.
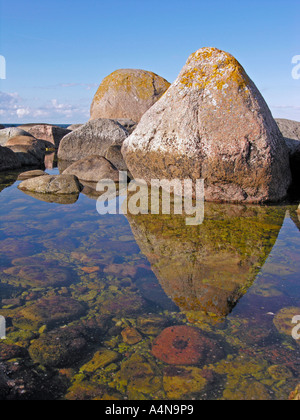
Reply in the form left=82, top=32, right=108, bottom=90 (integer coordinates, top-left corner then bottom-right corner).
left=16, top=108, right=31, bottom=118
left=0, top=91, right=89, bottom=123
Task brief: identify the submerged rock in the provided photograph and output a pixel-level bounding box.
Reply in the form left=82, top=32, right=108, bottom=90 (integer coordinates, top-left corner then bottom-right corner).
left=152, top=325, right=223, bottom=365
left=113, top=353, right=162, bottom=399
left=122, top=47, right=291, bottom=203
left=4, top=263, right=74, bottom=288
left=90, top=69, right=170, bottom=122
left=17, top=296, right=85, bottom=329
left=28, top=326, right=88, bottom=367
left=57, top=119, right=128, bottom=162
left=18, top=174, right=82, bottom=195
left=0, top=343, right=26, bottom=360
left=121, top=327, right=142, bottom=345
left=80, top=349, right=120, bottom=373
left=62, top=155, right=120, bottom=183
left=0, top=146, right=21, bottom=171
left=163, top=366, right=207, bottom=399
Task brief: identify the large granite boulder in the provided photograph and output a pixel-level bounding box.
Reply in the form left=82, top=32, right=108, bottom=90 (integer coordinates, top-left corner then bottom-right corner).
left=122, top=48, right=291, bottom=203
left=276, top=118, right=300, bottom=184
left=0, top=127, right=34, bottom=146
left=62, top=155, right=120, bottom=183
left=90, top=69, right=170, bottom=123
left=18, top=174, right=82, bottom=195
left=22, top=124, right=71, bottom=148
left=0, top=124, right=5, bottom=130
left=0, top=146, right=21, bottom=171
left=58, top=119, right=128, bottom=162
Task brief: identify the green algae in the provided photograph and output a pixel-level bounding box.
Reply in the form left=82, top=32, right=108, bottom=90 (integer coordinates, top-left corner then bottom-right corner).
left=0, top=173, right=300, bottom=400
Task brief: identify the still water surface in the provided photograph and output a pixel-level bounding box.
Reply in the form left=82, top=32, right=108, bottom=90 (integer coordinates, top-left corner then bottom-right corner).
left=0, top=167, right=299, bottom=400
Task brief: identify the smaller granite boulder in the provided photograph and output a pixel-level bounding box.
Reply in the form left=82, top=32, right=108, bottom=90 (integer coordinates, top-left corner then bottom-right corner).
left=24, top=124, right=71, bottom=148
left=28, top=326, right=88, bottom=367
left=18, top=174, right=82, bottom=195
left=0, top=127, right=34, bottom=146
left=58, top=118, right=129, bottom=162
left=17, top=170, right=47, bottom=181
left=62, top=155, right=121, bottom=183
left=90, top=69, right=170, bottom=122
left=18, top=296, right=85, bottom=328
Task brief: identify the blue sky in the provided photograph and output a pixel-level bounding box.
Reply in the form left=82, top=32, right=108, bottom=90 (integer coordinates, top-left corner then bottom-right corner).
left=0, top=0, right=299, bottom=124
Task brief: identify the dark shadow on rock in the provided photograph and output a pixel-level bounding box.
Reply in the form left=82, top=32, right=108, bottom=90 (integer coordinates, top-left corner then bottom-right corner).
left=126, top=203, right=286, bottom=323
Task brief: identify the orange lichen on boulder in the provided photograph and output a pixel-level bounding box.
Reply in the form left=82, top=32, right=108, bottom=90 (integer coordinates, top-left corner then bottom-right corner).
left=90, top=69, right=170, bottom=122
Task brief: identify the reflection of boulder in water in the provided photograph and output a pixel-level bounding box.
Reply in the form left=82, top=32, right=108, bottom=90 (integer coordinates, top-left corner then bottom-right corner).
left=0, top=170, right=20, bottom=193
left=290, top=206, right=300, bottom=231
left=127, top=204, right=285, bottom=322
left=19, top=189, right=79, bottom=205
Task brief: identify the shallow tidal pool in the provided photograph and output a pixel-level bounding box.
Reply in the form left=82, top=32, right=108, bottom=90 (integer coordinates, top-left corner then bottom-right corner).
left=0, top=168, right=299, bottom=400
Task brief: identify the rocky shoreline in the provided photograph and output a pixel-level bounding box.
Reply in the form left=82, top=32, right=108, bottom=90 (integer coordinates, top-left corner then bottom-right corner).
left=0, top=47, right=300, bottom=204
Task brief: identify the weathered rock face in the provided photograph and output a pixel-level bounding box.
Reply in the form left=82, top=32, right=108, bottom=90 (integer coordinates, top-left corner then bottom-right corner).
left=62, top=155, right=120, bottom=183
left=90, top=69, right=170, bottom=123
left=122, top=48, right=291, bottom=203
left=58, top=119, right=129, bottom=162
left=276, top=118, right=300, bottom=184
left=0, top=146, right=21, bottom=171
left=126, top=204, right=286, bottom=322
left=0, top=128, right=34, bottom=146
left=24, top=125, right=71, bottom=148
left=18, top=174, right=82, bottom=195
